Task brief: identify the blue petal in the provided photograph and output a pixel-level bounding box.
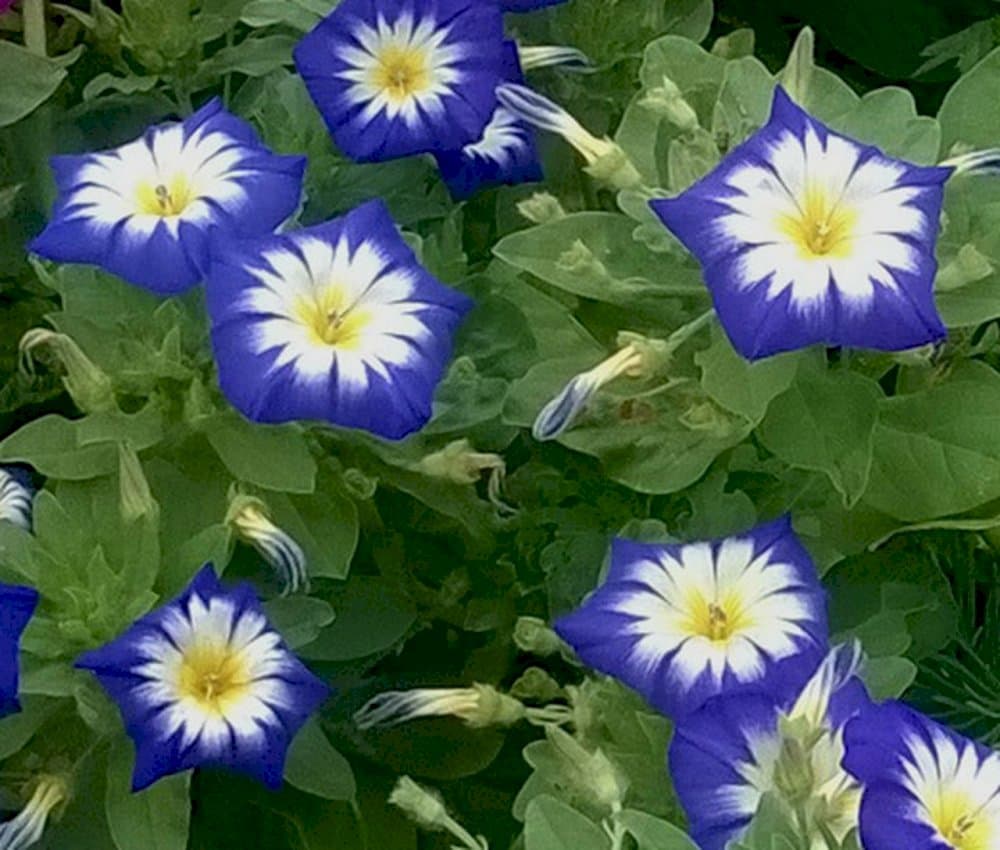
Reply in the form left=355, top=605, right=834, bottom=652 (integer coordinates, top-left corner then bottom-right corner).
left=501, top=0, right=567, bottom=9
left=669, top=692, right=780, bottom=850
left=0, top=584, right=39, bottom=716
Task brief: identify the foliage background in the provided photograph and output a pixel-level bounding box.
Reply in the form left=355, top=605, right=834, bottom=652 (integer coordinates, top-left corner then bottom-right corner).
left=3, top=0, right=1000, bottom=848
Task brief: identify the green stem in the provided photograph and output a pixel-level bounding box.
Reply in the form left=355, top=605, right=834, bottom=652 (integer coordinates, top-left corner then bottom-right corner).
left=666, top=309, right=715, bottom=352
left=23, top=0, right=47, bottom=56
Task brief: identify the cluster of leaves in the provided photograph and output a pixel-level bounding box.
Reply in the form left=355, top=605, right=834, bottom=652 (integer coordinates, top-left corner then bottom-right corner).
left=2, top=1, right=1000, bottom=849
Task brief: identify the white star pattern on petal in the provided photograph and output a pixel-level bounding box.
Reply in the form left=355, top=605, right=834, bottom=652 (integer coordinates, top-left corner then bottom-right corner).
left=717, top=126, right=926, bottom=310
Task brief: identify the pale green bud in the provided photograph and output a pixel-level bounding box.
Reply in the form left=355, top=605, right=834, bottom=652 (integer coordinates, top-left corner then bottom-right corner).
left=118, top=443, right=158, bottom=523
left=513, top=616, right=564, bottom=657
left=517, top=192, right=567, bottom=225
left=19, top=329, right=115, bottom=414
left=389, top=777, right=450, bottom=831
left=640, top=76, right=699, bottom=133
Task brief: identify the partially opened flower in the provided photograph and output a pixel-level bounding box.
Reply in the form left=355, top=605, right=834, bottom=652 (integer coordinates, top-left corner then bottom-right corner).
left=76, top=565, right=329, bottom=790
left=434, top=41, right=542, bottom=200
left=0, top=583, right=38, bottom=717
left=205, top=199, right=472, bottom=440
left=293, top=0, right=505, bottom=163
left=227, top=496, right=308, bottom=595
left=555, top=515, right=828, bottom=719
left=30, top=99, right=305, bottom=295
left=650, top=86, right=952, bottom=360
left=0, top=467, right=34, bottom=532
left=670, top=643, right=870, bottom=850
left=843, top=701, right=1000, bottom=850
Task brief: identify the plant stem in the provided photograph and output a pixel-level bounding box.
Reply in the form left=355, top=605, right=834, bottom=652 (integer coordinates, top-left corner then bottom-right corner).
left=23, top=0, right=47, bottom=56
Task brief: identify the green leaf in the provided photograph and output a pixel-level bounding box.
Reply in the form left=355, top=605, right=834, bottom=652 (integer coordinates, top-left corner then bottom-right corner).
left=240, top=0, right=319, bottom=30
left=864, top=656, right=918, bottom=700
left=939, top=44, right=1000, bottom=151
left=618, top=810, right=698, bottom=850
left=834, top=87, right=940, bottom=163
left=204, top=411, right=317, bottom=494
left=0, top=42, right=69, bottom=127
left=524, top=796, right=610, bottom=850
left=505, top=353, right=753, bottom=494
left=267, top=466, right=359, bottom=580
left=106, top=736, right=191, bottom=850
left=493, top=213, right=705, bottom=309
left=284, top=717, right=356, bottom=801
left=194, top=34, right=297, bottom=83
left=0, top=408, right=163, bottom=480
left=82, top=73, right=160, bottom=102
left=0, top=696, right=59, bottom=761
left=695, top=325, right=801, bottom=422
left=263, top=596, right=335, bottom=649
left=863, top=361, right=1000, bottom=521
left=758, top=365, right=882, bottom=507
left=301, top=576, right=416, bottom=661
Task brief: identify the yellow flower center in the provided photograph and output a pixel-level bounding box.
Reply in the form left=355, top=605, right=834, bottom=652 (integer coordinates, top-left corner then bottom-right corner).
left=136, top=175, right=195, bottom=217
left=928, top=791, right=992, bottom=850
left=176, top=640, right=251, bottom=717
left=296, top=285, right=371, bottom=350
left=777, top=183, right=858, bottom=259
left=371, top=44, right=432, bottom=103
left=686, top=593, right=752, bottom=642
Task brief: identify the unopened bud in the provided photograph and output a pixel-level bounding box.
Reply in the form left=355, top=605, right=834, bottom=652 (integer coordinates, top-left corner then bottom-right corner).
left=679, top=400, right=737, bottom=437
left=640, top=76, right=699, bottom=133
left=389, top=777, right=450, bottom=831
left=118, top=443, right=157, bottom=523
left=227, top=494, right=308, bottom=595
left=19, top=329, right=115, bottom=414
left=355, top=684, right=526, bottom=730
left=545, top=725, right=627, bottom=812
left=0, top=775, right=69, bottom=850
left=509, top=666, right=564, bottom=702
left=517, top=192, right=566, bottom=224
left=513, top=616, right=564, bottom=657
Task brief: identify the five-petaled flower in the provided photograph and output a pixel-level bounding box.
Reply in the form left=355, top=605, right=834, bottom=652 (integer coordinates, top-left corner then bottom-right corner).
left=434, top=41, right=542, bottom=200
left=554, top=515, right=828, bottom=719
left=75, top=565, right=329, bottom=791
left=30, top=98, right=305, bottom=295
left=205, top=198, right=472, bottom=440
left=670, top=643, right=870, bottom=850
left=650, top=86, right=952, bottom=360
left=293, top=0, right=505, bottom=163
left=844, top=701, right=1000, bottom=850
left=0, top=582, right=39, bottom=718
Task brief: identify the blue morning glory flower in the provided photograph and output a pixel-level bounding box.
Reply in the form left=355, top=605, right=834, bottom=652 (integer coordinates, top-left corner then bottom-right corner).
left=0, top=583, right=39, bottom=717
left=205, top=199, right=472, bottom=441
left=76, top=565, right=329, bottom=791
left=843, top=701, right=1000, bottom=850
left=30, top=99, right=305, bottom=296
left=670, top=643, right=870, bottom=850
left=650, top=86, right=952, bottom=360
left=434, top=41, right=542, bottom=200
left=0, top=467, right=34, bottom=532
left=555, top=516, right=828, bottom=720
left=293, top=0, right=505, bottom=163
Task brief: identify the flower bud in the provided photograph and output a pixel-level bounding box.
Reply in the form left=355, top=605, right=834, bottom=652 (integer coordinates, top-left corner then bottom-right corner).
left=496, top=83, right=642, bottom=190
left=226, top=494, right=308, bottom=595
left=640, top=75, right=699, bottom=133
left=118, top=443, right=158, bottom=523
left=354, top=684, right=526, bottom=730
left=533, top=345, right=645, bottom=441
left=389, top=777, right=450, bottom=831
left=513, top=616, right=564, bottom=657
left=0, top=466, right=34, bottom=532
left=518, top=45, right=591, bottom=71
left=19, top=329, right=115, bottom=414
left=517, top=192, right=567, bottom=224
left=0, top=775, right=69, bottom=850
